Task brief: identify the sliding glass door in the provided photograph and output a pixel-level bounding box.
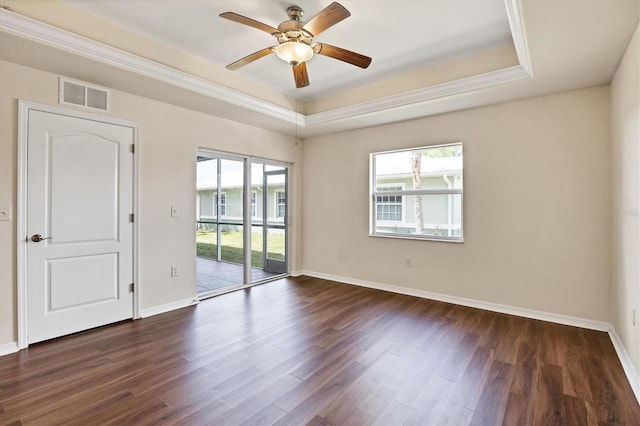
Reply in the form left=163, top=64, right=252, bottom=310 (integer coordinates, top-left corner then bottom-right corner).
left=196, top=151, right=289, bottom=296
left=264, top=167, right=287, bottom=274
left=196, top=156, right=245, bottom=292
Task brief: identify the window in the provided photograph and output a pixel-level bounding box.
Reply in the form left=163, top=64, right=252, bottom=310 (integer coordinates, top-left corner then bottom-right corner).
left=370, top=143, right=463, bottom=242
left=275, top=191, right=286, bottom=219
left=376, top=186, right=403, bottom=221
left=251, top=191, right=257, bottom=217
left=215, top=192, right=226, bottom=217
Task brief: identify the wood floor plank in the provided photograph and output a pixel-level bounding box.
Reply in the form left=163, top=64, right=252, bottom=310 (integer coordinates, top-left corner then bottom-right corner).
left=240, top=403, right=287, bottom=426
left=533, top=362, right=566, bottom=425
left=438, top=331, right=480, bottom=381
left=403, top=375, right=457, bottom=425
left=273, top=361, right=368, bottom=426
left=469, top=360, right=515, bottom=425
left=563, top=343, right=594, bottom=402
left=450, top=345, right=492, bottom=410
left=212, top=374, right=302, bottom=425
left=510, top=339, right=539, bottom=398
left=0, top=276, right=637, bottom=425
left=372, top=400, right=412, bottom=425
left=341, top=407, right=376, bottom=425
left=219, top=344, right=324, bottom=408
left=564, top=394, right=589, bottom=426
left=502, top=392, right=531, bottom=426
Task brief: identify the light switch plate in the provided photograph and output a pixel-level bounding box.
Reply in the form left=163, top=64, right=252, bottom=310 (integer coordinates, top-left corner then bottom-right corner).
left=171, top=265, right=180, bottom=277
left=170, top=205, right=179, bottom=217
left=0, top=206, right=11, bottom=221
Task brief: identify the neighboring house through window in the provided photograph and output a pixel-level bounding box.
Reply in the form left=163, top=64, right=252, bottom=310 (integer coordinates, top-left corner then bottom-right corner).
left=370, top=143, right=463, bottom=242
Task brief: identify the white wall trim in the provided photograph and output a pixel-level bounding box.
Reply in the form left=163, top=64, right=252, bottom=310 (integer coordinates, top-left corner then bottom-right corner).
left=132, top=123, right=141, bottom=320
left=16, top=100, right=140, bottom=349
left=16, top=100, right=29, bottom=350
left=305, top=65, right=530, bottom=127
left=300, top=270, right=610, bottom=330
left=0, top=342, right=19, bottom=356
left=140, top=298, right=199, bottom=318
left=299, top=270, right=640, bottom=404
left=0, top=7, right=532, bottom=135
left=608, top=328, right=640, bottom=402
left=0, top=9, right=300, bottom=126
left=504, top=0, right=533, bottom=76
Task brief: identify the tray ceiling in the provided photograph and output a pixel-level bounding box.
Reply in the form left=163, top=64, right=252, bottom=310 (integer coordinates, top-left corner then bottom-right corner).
left=60, top=0, right=514, bottom=102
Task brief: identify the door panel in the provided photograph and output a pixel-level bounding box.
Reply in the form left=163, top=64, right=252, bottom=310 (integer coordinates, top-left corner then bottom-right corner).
left=263, top=169, right=287, bottom=274
left=49, top=134, right=119, bottom=243
left=49, top=253, right=118, bottom=310
left=27, top=110, right=134, bottom=344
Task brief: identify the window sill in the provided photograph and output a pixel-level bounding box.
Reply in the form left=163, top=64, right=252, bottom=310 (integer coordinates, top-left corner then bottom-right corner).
left=369, top=232, right=464, bottom=243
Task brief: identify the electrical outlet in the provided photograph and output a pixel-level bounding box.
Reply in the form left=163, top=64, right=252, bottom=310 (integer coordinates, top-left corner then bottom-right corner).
left=170, top=265, right=180, bottom=277
left=405, top=258, right=412, bottom=268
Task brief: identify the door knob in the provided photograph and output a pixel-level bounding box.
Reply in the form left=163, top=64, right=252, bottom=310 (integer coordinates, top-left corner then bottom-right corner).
left=31, top=234, right=52, bottom=242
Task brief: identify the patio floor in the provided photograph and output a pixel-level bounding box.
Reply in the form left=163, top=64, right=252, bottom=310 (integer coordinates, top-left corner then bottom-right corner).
left=196, top=257, right=279, bottom=294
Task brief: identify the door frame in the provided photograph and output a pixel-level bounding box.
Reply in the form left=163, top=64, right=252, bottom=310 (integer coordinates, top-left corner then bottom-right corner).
left=196, top=148, right=291, bottom=290
left=263, top=168, right=288, bottom=274
left=16, top=100, right=140, bottom=349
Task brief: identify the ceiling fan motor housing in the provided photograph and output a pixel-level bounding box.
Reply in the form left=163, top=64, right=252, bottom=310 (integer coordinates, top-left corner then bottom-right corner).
left=277, top=17, right=313, bottom=44
left=286, top=6, right=303, bottom=20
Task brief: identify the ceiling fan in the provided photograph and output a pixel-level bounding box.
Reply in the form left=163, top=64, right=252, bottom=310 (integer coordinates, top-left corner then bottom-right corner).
left=219, top=2, right=372, bottom=88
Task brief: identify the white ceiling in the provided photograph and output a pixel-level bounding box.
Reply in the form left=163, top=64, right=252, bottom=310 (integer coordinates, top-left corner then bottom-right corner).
left=60, top=0, right=514, bottom=102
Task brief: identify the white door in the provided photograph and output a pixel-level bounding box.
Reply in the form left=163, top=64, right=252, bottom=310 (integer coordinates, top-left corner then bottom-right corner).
left=26, top=109, right=134, bottom=344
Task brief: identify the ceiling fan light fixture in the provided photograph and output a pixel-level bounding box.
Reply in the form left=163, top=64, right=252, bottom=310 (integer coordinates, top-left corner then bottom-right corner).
left=275, top=41, right=313, bottom=65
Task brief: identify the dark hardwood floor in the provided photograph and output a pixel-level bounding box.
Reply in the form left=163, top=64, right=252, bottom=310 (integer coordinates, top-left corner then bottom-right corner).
left=1, top=276, right=638, bottom=425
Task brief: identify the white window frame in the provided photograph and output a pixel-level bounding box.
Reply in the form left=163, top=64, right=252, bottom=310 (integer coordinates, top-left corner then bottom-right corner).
left=375, top=183, right=405, bottom=224
left=370, top=142, right=463, bottom=243
left=275, top=191, right=286, bottom=219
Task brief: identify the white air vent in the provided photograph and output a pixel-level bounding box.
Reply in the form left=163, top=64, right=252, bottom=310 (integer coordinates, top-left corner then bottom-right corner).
left=59, top=77, right=110, bottom=112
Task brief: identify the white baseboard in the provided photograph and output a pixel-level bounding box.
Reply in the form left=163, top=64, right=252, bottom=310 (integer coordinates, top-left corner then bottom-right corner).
left=300, top=270, right=639, bottom=404
left=300, top=270, right=610, bottom=331
left=289, top=270, right=304, bottom=277
left=608, top=328, right=640, bottom=402
left=0, top=341, right=19, bottom=356
left=139, top=297, right=198, bottom=318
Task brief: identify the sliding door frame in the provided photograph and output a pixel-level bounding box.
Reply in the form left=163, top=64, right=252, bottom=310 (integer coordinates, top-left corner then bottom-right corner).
left=196, top=148, right=290, bottom=289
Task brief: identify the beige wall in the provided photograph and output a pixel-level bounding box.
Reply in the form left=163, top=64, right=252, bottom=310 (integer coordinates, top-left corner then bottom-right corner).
left=0, top=60, right=302, bottom=346
left=611, top=21, right=640, bottom=372
left=302, top=86, right=612, bottom=321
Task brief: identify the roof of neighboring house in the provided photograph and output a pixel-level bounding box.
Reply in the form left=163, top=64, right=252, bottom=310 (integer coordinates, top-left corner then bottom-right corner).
left=197, top=160, right=285, bottom=190
left=376, top=152, right=462, bottom=177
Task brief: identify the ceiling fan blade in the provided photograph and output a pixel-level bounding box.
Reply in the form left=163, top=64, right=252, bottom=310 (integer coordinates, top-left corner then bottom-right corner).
left=302, top=2, right=350, bottom=37
left=219, top=12, right=280, bottom=35
left=314, top=43, right=372, bottom=68
left=293, top=62, right=310, bottom=88
left=226, top=47, right=275, bottom=70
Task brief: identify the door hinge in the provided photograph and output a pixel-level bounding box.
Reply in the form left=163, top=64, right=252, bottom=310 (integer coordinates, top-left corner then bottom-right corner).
left=129, top=213, right=134, bottom=223
left=130, top=144, right=135, bottom=153
left=129, top=283, right=134, bottom=292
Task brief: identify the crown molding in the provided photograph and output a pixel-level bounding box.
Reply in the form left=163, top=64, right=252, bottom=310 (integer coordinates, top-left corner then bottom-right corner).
left=0, top=2, right=532, bottom=135
left=305, top=65, right=530, bottom=127
left=505, top=0, right=533, bottom=76
left=0, top=9, right=303, bottom=125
